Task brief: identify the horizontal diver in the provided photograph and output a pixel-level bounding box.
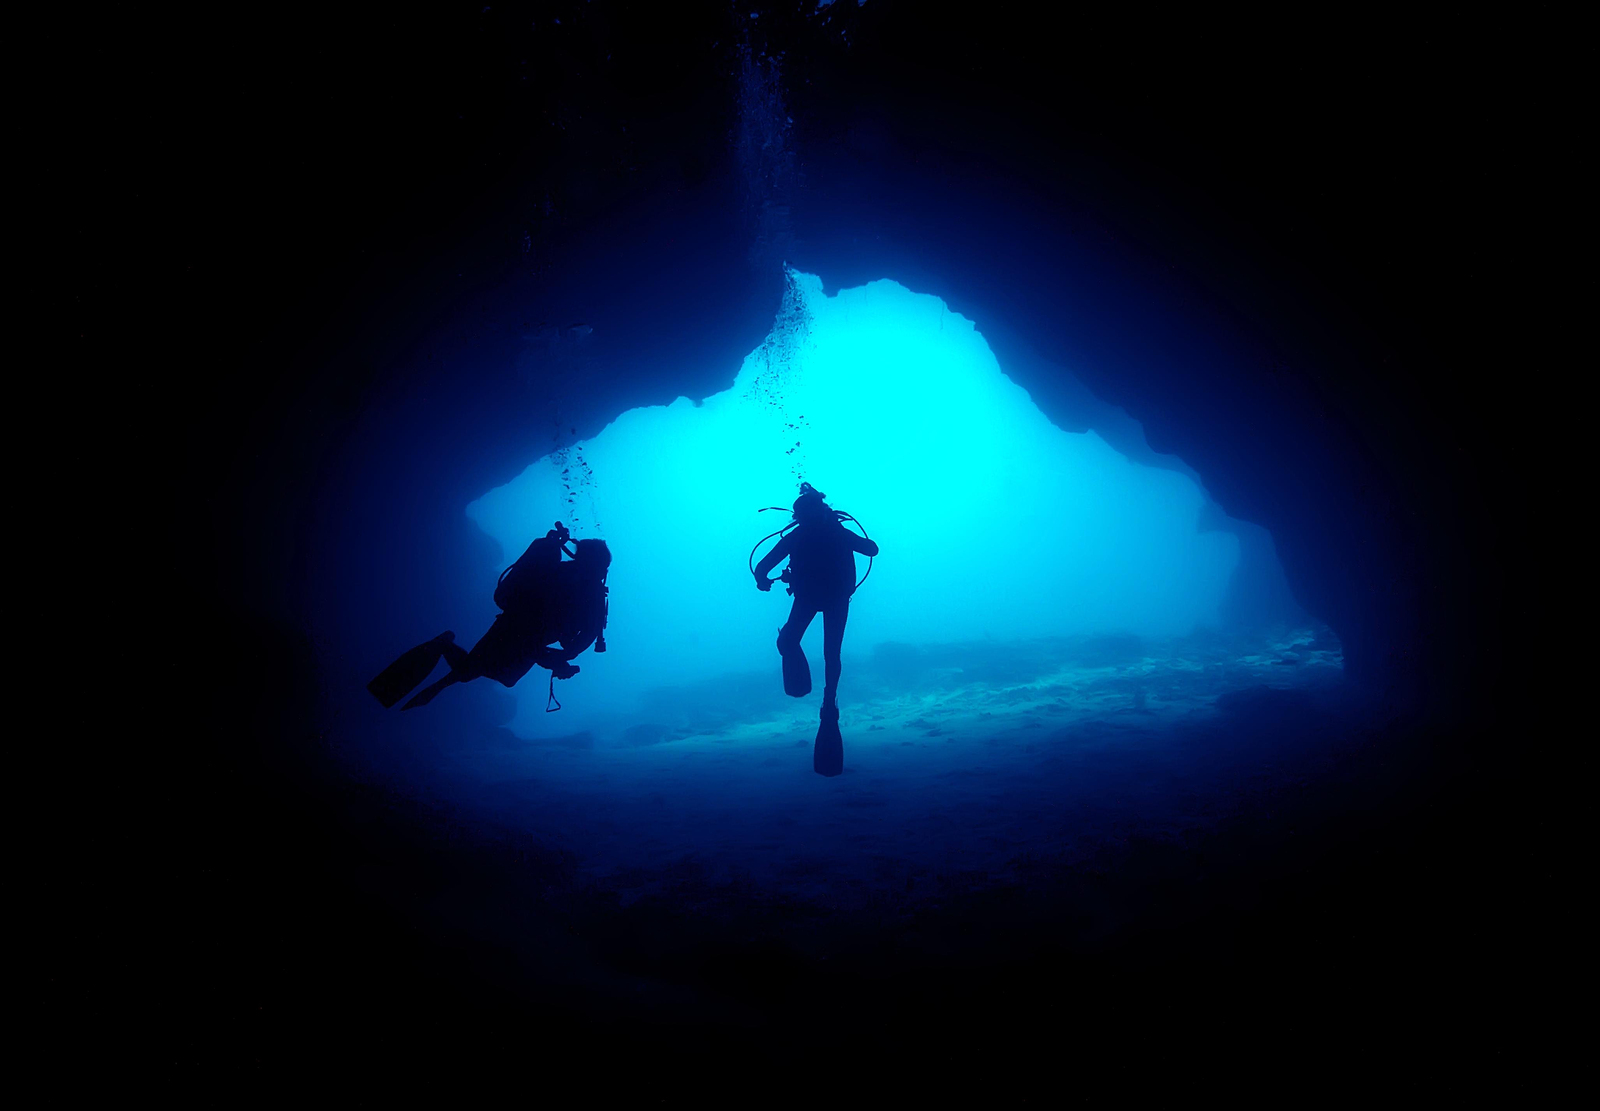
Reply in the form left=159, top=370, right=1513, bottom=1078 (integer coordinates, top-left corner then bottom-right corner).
left=368, top=521, right=610, bottom=712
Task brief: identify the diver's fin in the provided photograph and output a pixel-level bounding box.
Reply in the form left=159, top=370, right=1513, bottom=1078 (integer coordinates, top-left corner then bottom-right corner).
left=782, top=643, right=812, bottom=698
left=813, top=715, right=843, bottom=777
left=401, top=671, right=459, bottom=710
left=368, top=633, right=454, bottom=708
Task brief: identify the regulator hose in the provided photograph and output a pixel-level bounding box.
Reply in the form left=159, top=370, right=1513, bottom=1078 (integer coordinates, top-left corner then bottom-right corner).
left=836, top=511, right=874, bottom=592
left=748, top=515, right=798, bottom=576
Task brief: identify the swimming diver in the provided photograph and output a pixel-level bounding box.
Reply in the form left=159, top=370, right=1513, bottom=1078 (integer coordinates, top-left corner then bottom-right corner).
left=367, top=522, right=611, bottom=711
left=753, top=483, right=879, bottom=725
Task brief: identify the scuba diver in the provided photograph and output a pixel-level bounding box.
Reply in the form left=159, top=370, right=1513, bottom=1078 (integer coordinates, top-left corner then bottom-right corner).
left=367, top=522, right=610, bottom=711
left=753, top=484, right=879, bottom=748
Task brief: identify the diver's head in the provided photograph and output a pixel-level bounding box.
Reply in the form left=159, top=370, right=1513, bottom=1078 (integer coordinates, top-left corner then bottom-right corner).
left=793, top=483, right=832, bottom=524
left=573, top=539, right=612, bottom=577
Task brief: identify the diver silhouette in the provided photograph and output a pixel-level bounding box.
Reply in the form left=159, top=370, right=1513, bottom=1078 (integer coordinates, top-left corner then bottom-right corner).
left=753, top=484, right=879, bottom=773
left=367, top=522, right=611, bottom=711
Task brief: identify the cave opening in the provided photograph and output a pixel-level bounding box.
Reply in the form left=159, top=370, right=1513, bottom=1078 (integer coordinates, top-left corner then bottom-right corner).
left=463, top=270, right=1339, bottom=750
left=324, top=268, right=1358, bottom=900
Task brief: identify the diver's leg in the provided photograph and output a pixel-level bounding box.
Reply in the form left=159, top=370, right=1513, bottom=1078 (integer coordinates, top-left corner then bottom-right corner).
left=777, top=599, right=819, bottom=654
left=402, top=634, right=483, bottom=708
left=777, top=600, right=819, bottom=697
left=820, top=600, right=850, bottom=717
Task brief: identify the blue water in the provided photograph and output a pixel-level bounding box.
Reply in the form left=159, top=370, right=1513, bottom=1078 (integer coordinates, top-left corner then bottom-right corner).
left=467, top=272, right=1262, bottom=739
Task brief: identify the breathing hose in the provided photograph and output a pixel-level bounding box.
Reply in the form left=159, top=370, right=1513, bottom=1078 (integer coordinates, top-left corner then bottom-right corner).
left=749, top=507, right=874, bottom=592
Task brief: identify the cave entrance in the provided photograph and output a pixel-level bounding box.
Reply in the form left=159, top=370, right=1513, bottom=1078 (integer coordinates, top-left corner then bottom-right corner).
left=468, top=271, right=1342, bottom=744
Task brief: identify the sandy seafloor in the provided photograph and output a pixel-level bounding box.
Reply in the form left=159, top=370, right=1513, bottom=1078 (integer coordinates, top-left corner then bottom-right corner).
left=383, top=624, right=1352, bottom=920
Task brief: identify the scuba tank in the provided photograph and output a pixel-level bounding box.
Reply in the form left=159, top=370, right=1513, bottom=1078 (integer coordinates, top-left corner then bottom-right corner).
left=495, top=521, right=574, bottom=612
left=495, top=522, right=608, bottom=654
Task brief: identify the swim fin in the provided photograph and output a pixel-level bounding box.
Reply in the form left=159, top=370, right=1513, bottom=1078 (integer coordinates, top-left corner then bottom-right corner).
left=368, top=632, right=454, bottom=708
left=401, top=671, right=459, bottom=710
left=782, top=641, right=812, bottom=698
left=813, top=711, right=843, bottom=777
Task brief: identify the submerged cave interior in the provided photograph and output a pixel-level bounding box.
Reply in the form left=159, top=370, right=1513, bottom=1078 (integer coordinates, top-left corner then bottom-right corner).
left=321, top=266, right=1352, bottom=901
left=220, top=166, right=1499, bottom=1084
left=462, top=269, right=1323, bottom=744
left=164, top=2, right=1544, bottom=1088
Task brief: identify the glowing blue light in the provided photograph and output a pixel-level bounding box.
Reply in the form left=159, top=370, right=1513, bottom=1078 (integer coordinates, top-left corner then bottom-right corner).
left=469, top=273, right=1239, bottom=735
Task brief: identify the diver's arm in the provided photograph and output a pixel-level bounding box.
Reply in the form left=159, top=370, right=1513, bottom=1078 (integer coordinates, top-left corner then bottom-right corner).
left=557, top=617, right=599, bottom=659
left=849, top=532, right=879, bottom=558
left=557, top=632, right=598, bottom=660
left=558, top=596, right=606, bottom=659
left=754, top=533, right=793, bottom=588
